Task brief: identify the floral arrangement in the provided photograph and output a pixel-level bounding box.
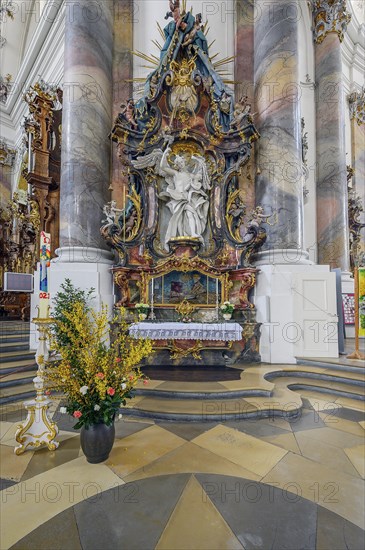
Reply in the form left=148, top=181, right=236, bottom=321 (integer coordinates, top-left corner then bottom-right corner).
left=45, top=298, right=152, bottom=429
left=135, top=303, right=149, bottom=315
left=220, top=301, right=234, bottom=315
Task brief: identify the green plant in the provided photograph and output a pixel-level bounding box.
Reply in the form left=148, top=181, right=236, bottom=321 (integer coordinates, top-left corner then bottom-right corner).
left=135, top=302, right=149, bottom=314
left=51, top=279, right=94, bottom=362
left=46, top=300, right=152, bottom=429
left=220, top=301, right=234, bottom=315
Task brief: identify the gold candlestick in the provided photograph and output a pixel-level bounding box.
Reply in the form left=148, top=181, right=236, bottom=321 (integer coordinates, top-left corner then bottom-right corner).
left=14, top=313, right=59, bottom=455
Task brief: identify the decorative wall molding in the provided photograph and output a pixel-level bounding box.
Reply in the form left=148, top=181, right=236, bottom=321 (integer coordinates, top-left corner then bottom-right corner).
left=0, top=0, right=16, bottom=48
left=312, top=0, right=351, bottom=43
left=0, top=1, right=64, bottom=146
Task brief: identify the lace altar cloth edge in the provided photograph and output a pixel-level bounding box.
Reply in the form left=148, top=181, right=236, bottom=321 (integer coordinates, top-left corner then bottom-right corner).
left=129, top=322, right=242, bottom=341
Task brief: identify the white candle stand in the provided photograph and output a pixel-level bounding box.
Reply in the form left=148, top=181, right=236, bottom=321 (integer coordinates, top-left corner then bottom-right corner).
left=14, top=312, right=59, bottom=455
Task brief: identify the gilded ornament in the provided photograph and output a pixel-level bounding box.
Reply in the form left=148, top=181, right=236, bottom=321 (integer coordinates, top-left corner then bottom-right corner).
left=170, top=340, right=204, bottom=360
left=175, top=298, right=196, bottom=318
left=312, top=0, right=351, bottom=43
left=349, top=89, right=365, bottom=126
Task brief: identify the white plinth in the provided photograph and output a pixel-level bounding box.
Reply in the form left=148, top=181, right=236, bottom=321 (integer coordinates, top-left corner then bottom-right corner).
left=30, top=248, right=115, bottom=349
left=254, top=263, right=338, bottom=364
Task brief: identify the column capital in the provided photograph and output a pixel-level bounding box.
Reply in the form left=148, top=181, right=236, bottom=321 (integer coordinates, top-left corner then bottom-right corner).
left=0, top=138, right=16, bottom=166
left=349, top=88, right=365, bottom=125
left=312, top=0, right=351, bottom=44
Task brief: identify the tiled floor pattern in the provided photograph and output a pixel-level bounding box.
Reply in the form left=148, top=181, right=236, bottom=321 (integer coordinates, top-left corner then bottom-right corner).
left=0, top=394, right=364, bottom=550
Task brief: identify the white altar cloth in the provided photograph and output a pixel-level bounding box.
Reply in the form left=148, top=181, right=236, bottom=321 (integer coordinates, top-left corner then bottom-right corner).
left=129, top=322, right=242, bottom=341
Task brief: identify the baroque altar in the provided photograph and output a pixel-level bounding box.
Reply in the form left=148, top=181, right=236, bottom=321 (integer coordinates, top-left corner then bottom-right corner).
left=102, top=0, right=272, bottom=365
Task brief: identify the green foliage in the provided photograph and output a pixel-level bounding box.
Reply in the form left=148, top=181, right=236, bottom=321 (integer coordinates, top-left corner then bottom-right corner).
left=51, top=279, right=94, bottom=363
left=47, top=284, right=153, bottom=429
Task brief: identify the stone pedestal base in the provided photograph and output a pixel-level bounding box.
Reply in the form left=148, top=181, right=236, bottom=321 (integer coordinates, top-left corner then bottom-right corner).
left=254, top=263, right=338, bottom=364
left=30, top=247, right=115, bottom=349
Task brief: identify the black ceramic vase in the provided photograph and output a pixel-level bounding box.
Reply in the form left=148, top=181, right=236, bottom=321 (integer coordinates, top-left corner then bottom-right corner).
left=80, top=422, right=115, bottom=464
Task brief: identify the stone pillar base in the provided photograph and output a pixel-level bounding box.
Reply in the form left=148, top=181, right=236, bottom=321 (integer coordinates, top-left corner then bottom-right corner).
left=254, top=263, right=338, bottom=364
left=30, top=248, right=115, bottom=349
left=254, top=249, right=313, bottom=266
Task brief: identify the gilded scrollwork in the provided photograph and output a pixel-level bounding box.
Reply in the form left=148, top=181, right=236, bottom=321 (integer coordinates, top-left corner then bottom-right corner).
left=175, top=298, right=196, bottom=319
left=170, top=340, right=204, bottom=360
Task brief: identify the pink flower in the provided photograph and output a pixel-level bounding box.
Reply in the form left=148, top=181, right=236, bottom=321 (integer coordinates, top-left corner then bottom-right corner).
left=115, top=357, right=121, bottom=363
left=73, top=411, right=82, bottom=418
left=107, top=387, right=115, bottom=396
left=45, top=390, right=51, bottom=395
left=129, top=375, right=134, bottom=381
left=143, top=380, right=148, bottom=386
left=96, top=372, right=104, bottom=379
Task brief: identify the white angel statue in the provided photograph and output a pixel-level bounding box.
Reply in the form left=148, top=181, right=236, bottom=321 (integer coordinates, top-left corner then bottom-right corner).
left=102, top=200, right=122, bottom=228
left=132, top=147, right=211, bottom=249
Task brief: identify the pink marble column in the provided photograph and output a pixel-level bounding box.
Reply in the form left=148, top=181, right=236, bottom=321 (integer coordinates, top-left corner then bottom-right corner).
left=349, top=90, right=365, bottom=260
left=313, top=0, right=351, bottom=271
left=112, top=0, right=133, bottom=207
left=315, top=34, right=350, bottom=270
left=254, top=0, right=307, bottom=264
left=235, top=0, right=255, bottom=212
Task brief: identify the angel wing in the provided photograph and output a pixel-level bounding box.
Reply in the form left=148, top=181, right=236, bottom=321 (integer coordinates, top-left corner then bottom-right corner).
left=131, top=147, right=175, bottom=188
left=191, top=155, right=211, bottom=191
left=131, top=149, right=163, bottom=171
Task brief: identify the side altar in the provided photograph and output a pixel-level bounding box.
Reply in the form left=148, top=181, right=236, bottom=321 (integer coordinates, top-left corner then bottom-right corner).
left=101, top=1, right=274, bottom=365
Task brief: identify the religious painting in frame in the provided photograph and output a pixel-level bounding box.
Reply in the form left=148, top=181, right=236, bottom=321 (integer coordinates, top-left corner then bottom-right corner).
left=151, top=270, right=220, bottom=306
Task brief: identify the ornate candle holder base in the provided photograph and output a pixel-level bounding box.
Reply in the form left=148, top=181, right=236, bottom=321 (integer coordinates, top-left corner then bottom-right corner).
left=14, top=394, right=59, bottom=455
left=14, top=313, right=59, bottom=455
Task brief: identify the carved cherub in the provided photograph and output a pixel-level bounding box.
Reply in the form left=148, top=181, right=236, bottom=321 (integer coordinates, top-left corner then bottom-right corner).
left=182, top=13, right=203, bottom=47
left=149, top=74, right=159, bottom=98
left=230, top=96, right=252, bottom=131
left=120, top=98, right=138, bottom=130
left=161, top=125, right=174, bottom=148
left=102, top=200, right=122, bottom=227
left=202, top=76, right=213, bottom=93
left=124, top=209, right=137, bottom=238
left=219, top=91, right=232, bottom=115
left=164, top=0, right=187, bottom=30
left=248, top=206, right=271, bottom=228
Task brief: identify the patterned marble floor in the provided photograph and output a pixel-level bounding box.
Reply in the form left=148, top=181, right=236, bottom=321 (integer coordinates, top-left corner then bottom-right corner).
left=0, top=392, right=364, bottom=550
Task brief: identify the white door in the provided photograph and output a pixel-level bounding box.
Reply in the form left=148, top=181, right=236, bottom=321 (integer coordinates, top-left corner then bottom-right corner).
left=293, top=272, right=338, bottom=358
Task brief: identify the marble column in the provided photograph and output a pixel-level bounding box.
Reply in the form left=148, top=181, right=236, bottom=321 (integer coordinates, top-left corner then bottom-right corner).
left=235, top=0, right=255, bottom=212
left=112, top=0, right=133, bottom=207
left=313, top=0, right=351, bottom=271
left=254, top=0, right=309, bottom=265
left=37, top=0, right=115, bottom=337
left=349, top=90, right=365, bottom=259
left=58, top=0, right=113, bottom=261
